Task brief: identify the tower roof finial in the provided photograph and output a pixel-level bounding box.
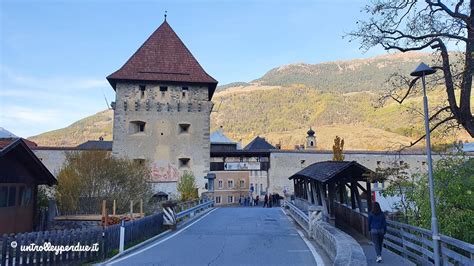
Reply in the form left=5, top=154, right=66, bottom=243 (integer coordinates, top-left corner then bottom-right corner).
left=164, top=10, right=167, bottom=21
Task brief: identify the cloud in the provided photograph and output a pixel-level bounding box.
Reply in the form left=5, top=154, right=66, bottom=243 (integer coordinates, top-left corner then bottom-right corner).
left=0, top=65, right=113, bottom=137
left=0, top=65, right=108, bottom=91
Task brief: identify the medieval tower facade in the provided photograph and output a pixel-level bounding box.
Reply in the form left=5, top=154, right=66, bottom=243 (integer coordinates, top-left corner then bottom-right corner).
left=107, top=20, right=218, bottom=197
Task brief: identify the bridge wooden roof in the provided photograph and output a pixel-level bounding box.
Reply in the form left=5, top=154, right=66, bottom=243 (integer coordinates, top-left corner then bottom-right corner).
left=288, top=160, right=373, bottom=184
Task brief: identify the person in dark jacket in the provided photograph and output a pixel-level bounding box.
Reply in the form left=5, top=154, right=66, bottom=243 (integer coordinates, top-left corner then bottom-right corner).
left=263, top=194, right=268, bottom=208
left=368, top=202, right=387, bottom=263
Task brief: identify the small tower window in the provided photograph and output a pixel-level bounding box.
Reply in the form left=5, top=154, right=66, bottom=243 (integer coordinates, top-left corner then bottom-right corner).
left=179, top=158, right=190, bottom=168
left=134, top=159, right=145, bottom=166
left=160, top=86, right=168, bottom=97
left=129, top=121, right=146, bottom=134
left=179, top=123, right=190, bottom=134
left=139, top=85, right=146, bottom=99
left=310, top=141, right=314, bottom=146
left=182, top=87, right=188, bottom=98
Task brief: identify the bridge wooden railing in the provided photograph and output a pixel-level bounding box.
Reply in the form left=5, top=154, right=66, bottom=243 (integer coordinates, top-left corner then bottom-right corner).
left=334, top=202, right=474, bottom=265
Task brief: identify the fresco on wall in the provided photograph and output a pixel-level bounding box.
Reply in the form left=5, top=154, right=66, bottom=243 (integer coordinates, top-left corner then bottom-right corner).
left=151, top=160, right=180, bottom=182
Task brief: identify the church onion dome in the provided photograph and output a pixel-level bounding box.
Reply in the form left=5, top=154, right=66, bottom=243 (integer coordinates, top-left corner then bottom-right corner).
left=307, top=127, right=315, bottom=137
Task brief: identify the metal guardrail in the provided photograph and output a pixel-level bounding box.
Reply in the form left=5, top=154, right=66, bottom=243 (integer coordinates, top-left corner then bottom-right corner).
left=284, top=200, right=309, bottom=232
left=176, top=200, right=214, bottom=220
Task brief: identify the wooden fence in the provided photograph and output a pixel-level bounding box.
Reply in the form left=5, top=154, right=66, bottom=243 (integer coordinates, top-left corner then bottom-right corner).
left=334, top=202, right=474, bottom=265
left=0, top=211, right=164, bottom=265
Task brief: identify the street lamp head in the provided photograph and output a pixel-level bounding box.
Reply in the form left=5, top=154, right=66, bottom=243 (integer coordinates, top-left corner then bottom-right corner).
left=411, top=62, right=436, bottom=77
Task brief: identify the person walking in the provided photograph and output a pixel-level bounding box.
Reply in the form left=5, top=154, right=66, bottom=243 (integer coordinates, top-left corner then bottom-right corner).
left=368, top=202, right=387, bottom=263
left=268, top=193, right=272, bottom=208
left=255, top=195, right=259, bottom=206
left=263, top=194, right=268, bottom=208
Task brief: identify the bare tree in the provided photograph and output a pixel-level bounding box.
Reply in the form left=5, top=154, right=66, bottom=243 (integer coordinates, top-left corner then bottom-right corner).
left=349, top=0, right=473, bottom=144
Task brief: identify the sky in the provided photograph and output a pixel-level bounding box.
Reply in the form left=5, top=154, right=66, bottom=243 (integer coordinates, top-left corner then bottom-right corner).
left=0, top=0, right=387, bottom=138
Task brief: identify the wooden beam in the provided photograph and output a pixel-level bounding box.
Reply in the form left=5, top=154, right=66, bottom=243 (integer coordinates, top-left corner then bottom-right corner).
left=339, top=182, right=344, bottom=204
left=318, top=183, right=329, bottom=221
left=366, top=181, right=372, bottom=212
left=350, top=182, right=356, bottom=209
left=311, top=181, right=318, bottom=205
left=328, top=183, right=336, bottom=223
left=354, top=183, right=363, bottom=212
left=357, top=182, right=367, bottom=193
left=316, top=182, right=322, bottom=205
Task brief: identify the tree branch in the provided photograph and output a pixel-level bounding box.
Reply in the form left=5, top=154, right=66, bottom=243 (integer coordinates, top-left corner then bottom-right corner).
left=425, top=0, right=469, bottom=22
left=408, top=116, right=456, bottom=147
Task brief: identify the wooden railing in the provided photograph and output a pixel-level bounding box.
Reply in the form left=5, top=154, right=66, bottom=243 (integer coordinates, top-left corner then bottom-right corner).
left=334, top=202, right=474, bottom=265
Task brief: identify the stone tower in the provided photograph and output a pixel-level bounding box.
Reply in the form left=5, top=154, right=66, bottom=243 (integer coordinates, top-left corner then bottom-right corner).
left=107, top=20, right=218, bottom=198
left=306, top=127, right=316, bottom=149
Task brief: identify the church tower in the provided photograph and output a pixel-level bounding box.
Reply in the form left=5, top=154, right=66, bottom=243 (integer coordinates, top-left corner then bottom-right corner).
left=306, top=127, right=316, bottom=150
left=107, top=19, right=218, bottom=197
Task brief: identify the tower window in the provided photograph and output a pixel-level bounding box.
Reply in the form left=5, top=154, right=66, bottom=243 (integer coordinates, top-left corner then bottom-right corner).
left=134, top=159, right=145, bottom=166
left=179, top=158, right=190, bottom=168
left=179, top=123, right=190, bottom=133
left=160, top=86, right=168, bottom=97
left=139, top=85, right=146, bottom=98
left=182, top=87, right=188, bottom=98
left=129, top=121, right=146, bottom=134
left=310, top=141, right=314, bottom=146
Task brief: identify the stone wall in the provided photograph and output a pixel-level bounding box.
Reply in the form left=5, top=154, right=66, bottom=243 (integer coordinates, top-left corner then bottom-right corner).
left=309, top=220, right=367, bottom=266
left=33, top=149, right=73, bottom=176
left=268, top=150, right=455, bottom=196
left=112, top=82, right=212, bottom=195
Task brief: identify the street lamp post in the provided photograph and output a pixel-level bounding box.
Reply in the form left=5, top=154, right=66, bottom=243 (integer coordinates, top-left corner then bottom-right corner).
left=410, top=62, right=440, bottom=266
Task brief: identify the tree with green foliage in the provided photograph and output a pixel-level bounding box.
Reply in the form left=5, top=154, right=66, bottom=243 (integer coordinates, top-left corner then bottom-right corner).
left=412, top=157, right=473, bottom=243
left=177, top=171, right=199, bottom=201
left=332, top=136, right=345, bottom=161
left=56, top=151, right=153, bottom=213
left=373, top=161, right=420, bottom=223
left=376, top=156, right=473, bottom=243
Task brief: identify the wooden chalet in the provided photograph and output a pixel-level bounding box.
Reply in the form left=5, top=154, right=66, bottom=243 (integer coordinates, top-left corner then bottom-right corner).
left=0, top=139, right=57, bottom=234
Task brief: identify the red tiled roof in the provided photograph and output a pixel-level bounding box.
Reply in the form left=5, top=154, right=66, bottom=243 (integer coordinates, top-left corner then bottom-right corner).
left=0, top=138, right=37, bottom=149
left=107, top=21, right=218, bottom=100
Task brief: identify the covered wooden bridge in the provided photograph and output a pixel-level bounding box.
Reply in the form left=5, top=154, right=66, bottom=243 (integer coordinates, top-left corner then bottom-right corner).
left=289, top=160, right=375, bottom=236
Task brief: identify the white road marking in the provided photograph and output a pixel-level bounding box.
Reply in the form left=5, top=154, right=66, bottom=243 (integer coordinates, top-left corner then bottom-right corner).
left=280, top=208, right=326, bottom=266
left=288, top=249, right=311, bottom=252
left=107, top=208, right=219, bottom=265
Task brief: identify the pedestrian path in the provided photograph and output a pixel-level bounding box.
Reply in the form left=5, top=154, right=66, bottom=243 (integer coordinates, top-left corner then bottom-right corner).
left=338, top=224, right=414, bottom=266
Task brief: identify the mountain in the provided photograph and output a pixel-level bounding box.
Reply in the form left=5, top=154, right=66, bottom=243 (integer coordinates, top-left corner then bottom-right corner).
left=29, top=110, right=113, bottom=147
left=29, top=52, right=472, bottom=150
left=251, top=52, right=438, bottom=92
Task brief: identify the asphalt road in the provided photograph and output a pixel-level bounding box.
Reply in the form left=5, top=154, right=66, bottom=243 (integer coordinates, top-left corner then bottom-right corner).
left=107, top=207, right=321, bottom=266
